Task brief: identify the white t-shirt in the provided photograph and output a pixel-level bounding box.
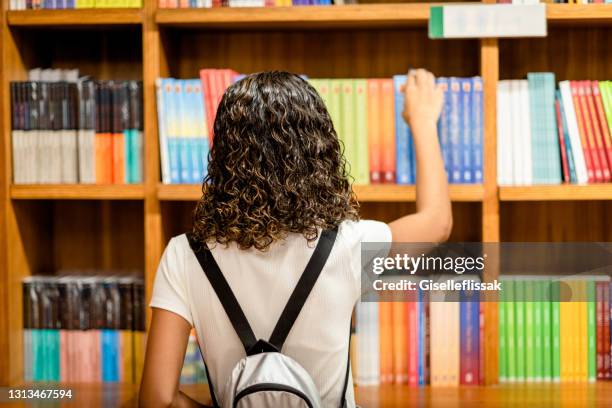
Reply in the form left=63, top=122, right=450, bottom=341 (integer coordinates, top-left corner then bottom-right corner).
left=150, top=219, right=392, bottom=408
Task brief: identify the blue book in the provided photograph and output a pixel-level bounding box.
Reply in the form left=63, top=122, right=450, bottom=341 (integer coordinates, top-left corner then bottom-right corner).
left=436, top=78, right=452, bottom=181
left=164, top=79, right=181, bottom=184
left=460, top=286, right=480, bottom=384
left=471, top=77, right=484, bottom=184
left=460, top=78, right=473, bottom=183
left=449, top=78, right=463, bottom=184
left=393, top=75, right=412, bottom=184
left=101, top=330, right=120, bottom=382
left=176, top=81, right=191, bottom=184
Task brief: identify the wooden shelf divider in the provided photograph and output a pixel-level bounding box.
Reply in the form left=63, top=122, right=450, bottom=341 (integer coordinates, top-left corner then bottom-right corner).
left=9, top=184, right=146, bottom=200
left=7, top=8, right=143, bottom=26
left=547, top=4, right=612, bottom=24
left=499, top=184, right=612, bottom=201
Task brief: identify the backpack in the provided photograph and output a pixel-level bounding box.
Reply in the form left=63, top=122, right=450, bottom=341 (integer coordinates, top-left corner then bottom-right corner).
left=187, top=228, right=351, bottom=408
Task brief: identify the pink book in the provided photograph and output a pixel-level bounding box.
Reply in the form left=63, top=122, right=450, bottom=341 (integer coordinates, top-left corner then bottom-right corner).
left=60, top=331, right=69, bottom=382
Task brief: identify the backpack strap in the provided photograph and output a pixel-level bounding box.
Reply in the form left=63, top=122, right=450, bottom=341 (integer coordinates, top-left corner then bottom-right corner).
left=186, top=233, right=258, bottom=354
left=268, top=228, right=338, bottom=351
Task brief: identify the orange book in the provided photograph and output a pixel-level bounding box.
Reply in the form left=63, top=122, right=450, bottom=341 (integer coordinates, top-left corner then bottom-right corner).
left=407, top=300, right=418, bottom=387
left=367, top=80, right=382, bottom=184
left=571, top=81, right=596, bottom=183
left=379, top=302, right=394, bottom=384
left=133, top=331, right=146, bottom=386
left=120, top=330, right=134, bottom=383
left=584, top=81, right=611, bottom=182
left=591, top=81, right=612, bottom=176
left=578, top=81, right=604, bottom=182
left=113, top=133, right=126, bottom=184
left=391, top=302, right=408, bottom=384
left=380, top=79, right=396, bottom=183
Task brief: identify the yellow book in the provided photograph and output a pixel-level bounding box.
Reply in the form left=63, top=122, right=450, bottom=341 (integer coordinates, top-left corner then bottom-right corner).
left=121, top=330, right=134, bottom=383
left=133, top=331, right=146, bottom=386
left=577, top=279, right=588, bottom=382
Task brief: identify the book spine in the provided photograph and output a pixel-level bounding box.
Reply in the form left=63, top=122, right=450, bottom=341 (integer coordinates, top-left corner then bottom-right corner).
left=460, top=289, right=479, bottom=385
left=570, top=81, right=595, bottom=182
left=393, top=76, right=410, bottom=184
left=584, top=81, right=611, bottom=181
left=534, top=280, right=543, bottom=381
left=587, top=280, right=596, bottom=382
left=555, top=95, right=571, bottom=182
left=381, top=79, right=396, bottom=183
left=542, top=280, right=552, bottom=381
left=552, top=280, right=561, bottom=381
left=596, top=281, right=605, bottom=380
left=592, top=82, right=612, bottom=182
left=525, top=280, right=535, bottom=382
left=391, top=302, right=408, bottom=384
left=449, top=78, right=462, bottom=184
left=578, top=81, right=603, bottom=182
left=354, top=79, right=369, bottom=185
left=436, top=78, right=452, bottom=181
left=498, top=279, right=507, bottom=382
left=605, top=280, right=611, bottom=380
left=471, top=77, right=483, bottom=184
left=379, top=302, right=393, bottom=384
left=367, top=80, right=382, bottom=183
left=506, top=280, right=516, bottom=382
left=461, top=78, right=473, bottom=183
left=407, top=300, right=418, bottom=386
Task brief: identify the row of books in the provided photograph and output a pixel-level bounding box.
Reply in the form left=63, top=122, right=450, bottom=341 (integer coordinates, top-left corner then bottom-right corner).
left=497, top=75, right=612, bottom=185
left=180, top=329, right=208, bottom=384
left=10, top=0, right=142, bottom=9
left=498, top=276, right=612, bottom=382
left=22, top=275, right=146, bottom=383
left=353, top=278, right=483, bottom=387
left=157, top=70, right=483, bottom=185
left=159, top=0, right=355, bottom=7
left=11, top=68, right=144, bottom=185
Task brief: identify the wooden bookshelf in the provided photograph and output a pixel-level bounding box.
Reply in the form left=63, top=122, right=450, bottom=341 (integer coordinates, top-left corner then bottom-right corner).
left=1, top=0, right=612, bottom=392
left=500, top=184, right=612, bottom=201
left=157, top=183, right=485, bottom=202
left=10, top=184, right=146, bottom=200
left=7, top=8, right=143, bottom=26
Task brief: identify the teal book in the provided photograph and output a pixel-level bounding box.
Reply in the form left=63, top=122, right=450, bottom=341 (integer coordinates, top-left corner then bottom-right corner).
left=525, top=279, right=535, bottom=381
left=515, top=280, right=526, bottom=381
left=124, top=129, right=133, bottom=183
left=505, top=279, right=516, bottom=381
left=47, top=329, right=60, bottom=381
left=542, top=279, right=552, bottom=381
left=498, top=278, right=507, bottom=382
left=551, top=280, right=561, bottom=381
left=32, top=329, right=45, bottom=381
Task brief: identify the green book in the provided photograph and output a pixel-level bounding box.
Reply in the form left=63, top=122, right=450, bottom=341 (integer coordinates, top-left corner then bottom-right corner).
left=131, top=129, right=143, bottom=183
left=600, top=81, right=612, bottom=136
left=505, top=279, right=516, bottom=382
left=542, top=279, right=552, bottom=382
left=499, top=278, right=507, bottom=382
left=551, top=279, right=561, bottom=382
left=587, top=279, right=596, bottom=382
left=533, top=279, right=543, bottom=382
left=525, top=279, right=535, bottom=381
left=353, top=79, right=370, bottom=185
left=341, top=80, right=356, bottom=181
left=515, top=280, right=526, bottom=382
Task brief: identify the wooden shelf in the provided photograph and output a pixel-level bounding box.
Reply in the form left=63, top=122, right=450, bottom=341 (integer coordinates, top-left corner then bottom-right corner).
left=499, top=184, right=612, bottom=202
left=157, top=183, right=484, bottom=202
left=155, top=4, right=432, bottom=29
left=10, top=184, right=146, bottom=200
left=7, top=9, right=143, bottom=27
left=547, top=4, right=612, bottom=24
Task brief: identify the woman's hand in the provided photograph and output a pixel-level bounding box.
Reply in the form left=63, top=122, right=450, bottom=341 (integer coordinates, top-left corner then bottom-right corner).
left=401, top=69, right=444, bottom=134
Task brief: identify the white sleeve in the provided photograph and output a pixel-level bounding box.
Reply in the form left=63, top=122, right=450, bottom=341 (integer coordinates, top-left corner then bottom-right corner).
left=339, top=220, right=392, bottom=301
left=149, top=237, right=194, bottom=326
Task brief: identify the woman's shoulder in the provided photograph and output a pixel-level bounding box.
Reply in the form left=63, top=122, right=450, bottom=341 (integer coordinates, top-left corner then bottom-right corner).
left=338, top=219, right=392, bottom=244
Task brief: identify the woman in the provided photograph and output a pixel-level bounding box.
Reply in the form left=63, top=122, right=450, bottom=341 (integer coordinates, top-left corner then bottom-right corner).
left=140, top=69, right=451, bottom=408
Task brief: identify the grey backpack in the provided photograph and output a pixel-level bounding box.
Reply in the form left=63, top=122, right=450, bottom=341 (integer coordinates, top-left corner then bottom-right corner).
left=187, top=229, right=351, bottom=408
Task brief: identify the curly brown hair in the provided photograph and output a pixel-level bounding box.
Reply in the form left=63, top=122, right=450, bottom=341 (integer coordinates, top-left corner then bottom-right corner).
left=191, top=71, right=359, bottom=251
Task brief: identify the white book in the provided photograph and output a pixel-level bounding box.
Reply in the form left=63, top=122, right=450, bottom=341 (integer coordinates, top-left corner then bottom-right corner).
left=28, top=68, right=42, bottom=81
left=496, top=81, right=507, bottom=185
left=510, top=80, right=523, bottom=185
left=497, top=81, right=514, bottom=185
left=559, top=81, right=588, bottom=184
left=518, top=80, right=533, bottom=185
left=78, top=129, right=96, bottom=183
left=61, top=129, right=78, bottom=183
left=12, top=130, right=25, bottom=183
left=156, top=78, right=171, bottom=184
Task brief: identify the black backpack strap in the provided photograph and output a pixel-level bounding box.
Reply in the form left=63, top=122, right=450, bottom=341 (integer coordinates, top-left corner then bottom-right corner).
left=268, top=228, right=338, bottom=351
left=186, top=233, right=258, bottom=354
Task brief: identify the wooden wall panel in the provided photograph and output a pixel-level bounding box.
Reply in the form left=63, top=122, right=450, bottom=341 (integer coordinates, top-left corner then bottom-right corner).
left=164, top=28, right=480, bottom=79
left=499, top=27, right=612, bottom=80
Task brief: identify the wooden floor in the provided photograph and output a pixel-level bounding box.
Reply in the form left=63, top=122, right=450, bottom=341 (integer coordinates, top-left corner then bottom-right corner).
left=3, top=383, right=612, bottom=407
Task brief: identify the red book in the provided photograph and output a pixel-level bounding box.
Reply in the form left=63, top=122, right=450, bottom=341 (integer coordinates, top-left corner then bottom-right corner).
left=604, top=281, right=611, bottom=380
left=367, top=80, right=382, bottom=183
left=199, top=69, right=216, bottom=145
left=584, top=81, right=611, bottom=181
left=555, top=98, right=571, bottom=183
left=407, top=301, right=418, bottom=387
left=571, top=81, right=597, bottom=183
left=578, top=81, right=604, bottom=182
left=591, top=81, right=612, bottom=182
left=597, top=282, right=605, bottom=380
